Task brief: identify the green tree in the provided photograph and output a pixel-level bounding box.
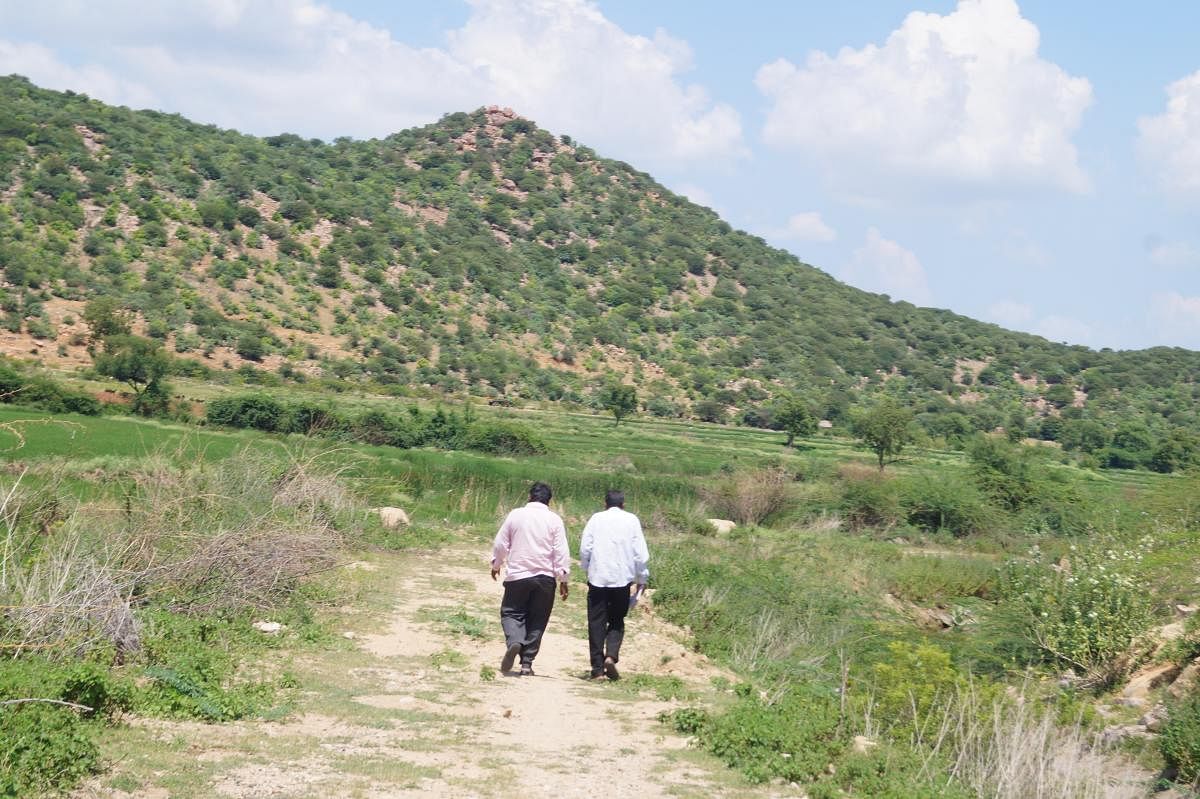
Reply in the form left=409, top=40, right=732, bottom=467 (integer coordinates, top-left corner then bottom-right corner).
left=599, top=382, right=637, bottom=426
left=851, top=398, right=914, bottom=471
left=93, top=335, right=172, bottom=416
left=774, top=394, right=816, bottom=447
left=82, top=296, right=133, bottom=343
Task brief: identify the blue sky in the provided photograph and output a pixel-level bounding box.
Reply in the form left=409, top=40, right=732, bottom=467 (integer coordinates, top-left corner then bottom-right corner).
left=2, top=0, right=1199, bottom=350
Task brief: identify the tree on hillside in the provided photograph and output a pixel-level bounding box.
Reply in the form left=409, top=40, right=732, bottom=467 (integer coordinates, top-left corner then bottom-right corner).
left=82, top=296, right=133, bottom=344
left=774, top=394, right=817, bottom=447
left=599, top=382, right=637, bottom=426
left=851, top=398, right=914, bottom=471
left=94, top=334, right=172, bottom=416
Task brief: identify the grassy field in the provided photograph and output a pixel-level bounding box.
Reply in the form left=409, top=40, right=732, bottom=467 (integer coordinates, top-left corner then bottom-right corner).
left=0, top=394, right=1194, bottom=796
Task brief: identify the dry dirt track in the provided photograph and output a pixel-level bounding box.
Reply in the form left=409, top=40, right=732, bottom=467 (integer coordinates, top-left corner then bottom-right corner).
left=75, top=547, right=786, bottom=799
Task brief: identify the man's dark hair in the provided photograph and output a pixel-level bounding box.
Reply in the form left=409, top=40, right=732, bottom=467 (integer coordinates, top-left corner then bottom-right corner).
left=529, top=482, right=552, bottom=504
left=605, top=489, right=624, bottom=509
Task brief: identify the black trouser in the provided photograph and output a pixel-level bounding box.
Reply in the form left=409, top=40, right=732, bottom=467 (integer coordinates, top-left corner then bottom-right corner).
left=499, top=575, right=557, bottom=666
left=587, top=583, right=632, bottom=675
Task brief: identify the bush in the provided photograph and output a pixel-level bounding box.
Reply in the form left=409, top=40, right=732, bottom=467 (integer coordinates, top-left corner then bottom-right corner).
left=700, top=467, right=797, bottom=526
left=0, top=703, right=101, bottom=797
left=1161, top=692, right=1200, bottom=784
left=350, top=409, right=415, bottom=447
left=899, top=471, right=994, bottom=537
left=0, top=658, right=132, bottom=721
left=462, top=422, right=547, bottom=456
left=0, top=364, right=101, bottom=416
left=136, top=611, right=287, bottom=721
left=839, top=467, right=901, bottom=530
left=686, top=683, right=844, bottom=784
left=869, top=642, right=961, bottom=734
left=206, top=393, right=287, bottom=431
left=1002, top=540, right=1154, bottom=686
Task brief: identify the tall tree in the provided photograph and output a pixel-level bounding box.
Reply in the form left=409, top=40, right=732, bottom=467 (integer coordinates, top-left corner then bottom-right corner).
left=775, top=394, right=817, bottom=447
left=599, top=382, right=638, bottom=426
left=851, top=398, right=914, bottom=471
left=82, top=296, right=133, bottom=344
left=93, top=334, right=172, bottom=416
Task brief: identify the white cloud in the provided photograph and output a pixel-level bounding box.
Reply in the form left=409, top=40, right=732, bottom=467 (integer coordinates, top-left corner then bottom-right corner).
left=1139, top=71, right=1200, bottom=198
left=1148, top=291, right=1200, bottom=347
left=782, top=211, right=837, bottom=242
left=984, top=301, right=1094, bottom=344
left=0, top=0, right=745, bottom=168
left=755, top=0, right=1092, bottom=194
left=1033, top=315, right=1092, bottom=345
left=672, top=183, right=714, bottom=208
left=986, top=300, right=1034, bottom=327
left=840, top=228, right=932, bottom=305
left=1000, top=230, right=1050, bottom=266
left=1146, top=237, right=1200, bottom=268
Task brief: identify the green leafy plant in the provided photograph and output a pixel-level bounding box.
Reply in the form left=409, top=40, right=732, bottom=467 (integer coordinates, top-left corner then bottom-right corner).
left=1160, top=692, right=1200, bottom=784
left=1002, top=540, right=1154, bottom=686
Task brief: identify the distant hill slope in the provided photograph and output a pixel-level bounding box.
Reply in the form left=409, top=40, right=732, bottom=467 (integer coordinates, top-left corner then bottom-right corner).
left=1, top=75, right=1198, bottom=463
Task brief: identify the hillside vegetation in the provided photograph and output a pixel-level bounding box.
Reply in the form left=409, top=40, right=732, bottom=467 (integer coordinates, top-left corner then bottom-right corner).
left=2, top=74, right=1200, bottom=474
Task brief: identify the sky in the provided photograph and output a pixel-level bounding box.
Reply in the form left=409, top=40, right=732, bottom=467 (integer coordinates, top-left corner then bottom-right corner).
left=1, top=0, right=1199, bottom=351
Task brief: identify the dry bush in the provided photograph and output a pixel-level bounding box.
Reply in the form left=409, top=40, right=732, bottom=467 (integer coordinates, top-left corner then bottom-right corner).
left=904, top=686, right=1148, bottom=799
left=700, top=467, right=798, bottom=526
left=150, top=521, right=340, bottom=613
left=1, top=446, right=363, bottom=656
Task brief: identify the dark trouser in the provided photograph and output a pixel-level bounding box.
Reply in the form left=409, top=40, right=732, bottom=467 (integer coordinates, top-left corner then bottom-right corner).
left=500, top=575, right=557, bottom=666
left=588, top=583, right=632, bottom=675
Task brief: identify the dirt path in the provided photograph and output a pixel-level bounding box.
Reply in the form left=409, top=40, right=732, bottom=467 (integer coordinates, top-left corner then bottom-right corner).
left=76, top=547, right=781, bottom=799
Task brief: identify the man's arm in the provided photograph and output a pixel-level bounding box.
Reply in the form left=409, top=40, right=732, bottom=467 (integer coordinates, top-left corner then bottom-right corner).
left=552, top=518, right=571, bottom=599
left=632, top=518, right=650, bottom=586
left=578, top=516, right=595, bottom=574
left=490, top=513, right=513, bottom=580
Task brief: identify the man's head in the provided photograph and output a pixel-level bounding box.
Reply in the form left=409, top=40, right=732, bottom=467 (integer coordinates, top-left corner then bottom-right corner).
left=529, top=482, right=552, bottom=504
left=605, top=489, right=624, bottom=509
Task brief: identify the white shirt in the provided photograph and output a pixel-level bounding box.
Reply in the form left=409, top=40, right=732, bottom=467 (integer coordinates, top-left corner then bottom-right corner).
left=579, top=507, right=650, bottom=588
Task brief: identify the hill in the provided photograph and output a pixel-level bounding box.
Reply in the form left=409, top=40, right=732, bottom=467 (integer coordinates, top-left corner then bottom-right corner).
left=1, top=75, right=1199, bottom=468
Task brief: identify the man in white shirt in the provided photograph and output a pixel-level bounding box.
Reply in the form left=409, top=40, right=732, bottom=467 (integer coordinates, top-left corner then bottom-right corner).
left=491, top=481, right=570, bottom=676
left=578, top=489, right=650, bottom=680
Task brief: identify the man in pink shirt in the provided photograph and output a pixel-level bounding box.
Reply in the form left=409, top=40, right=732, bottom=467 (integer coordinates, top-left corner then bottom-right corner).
left=490, top=482, right=570, bottom=676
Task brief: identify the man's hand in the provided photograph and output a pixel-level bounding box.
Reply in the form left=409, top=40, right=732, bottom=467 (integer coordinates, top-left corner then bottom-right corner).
left=490, top=566, right=500, bottom=581
left=558, top=582, right=569, bottom=601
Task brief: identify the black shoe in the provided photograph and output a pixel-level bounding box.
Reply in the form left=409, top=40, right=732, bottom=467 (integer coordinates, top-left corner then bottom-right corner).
left=500, top=642, right=521, bottom=673
left=603, top=657, right=619, bottom=681
left=520, top=664, right=535, bottom=677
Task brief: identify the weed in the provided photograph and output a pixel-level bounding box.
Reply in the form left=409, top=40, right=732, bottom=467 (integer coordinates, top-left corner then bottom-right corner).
left=419, top=607, right=488, bottom=639
left=430, top=649, right=467, bottom=669
left=613, top=674, right=693, bottom=701
left=479, top=665, right=496, bottom=682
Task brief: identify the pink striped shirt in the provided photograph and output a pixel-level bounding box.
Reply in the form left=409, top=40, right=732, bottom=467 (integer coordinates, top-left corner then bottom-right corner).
left=491, top=501, right=570, bottom=582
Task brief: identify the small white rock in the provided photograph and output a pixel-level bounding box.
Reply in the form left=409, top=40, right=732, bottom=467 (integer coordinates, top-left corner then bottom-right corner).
left=253, top=621, right=285, bottom=634
left=342, top=631, right=357, bottom=640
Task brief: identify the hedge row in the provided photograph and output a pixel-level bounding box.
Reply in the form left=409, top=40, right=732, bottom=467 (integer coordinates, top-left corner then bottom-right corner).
left=0, top=364, right=101, bottom=415
left=205, top=394, right=546, bottom=456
